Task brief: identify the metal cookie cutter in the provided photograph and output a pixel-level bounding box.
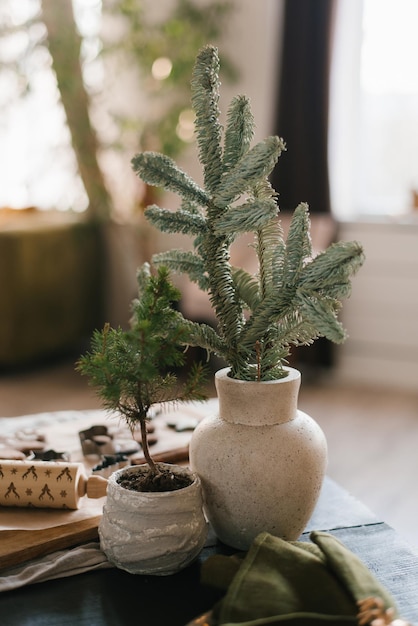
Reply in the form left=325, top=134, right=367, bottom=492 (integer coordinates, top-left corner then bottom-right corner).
left=92, top=453, right=130, bottom=478
left=79, top=425, right=140, bottom=457
left=79, top=425, right=115, bottom=456
left=27, top=449, right=70, bottom=462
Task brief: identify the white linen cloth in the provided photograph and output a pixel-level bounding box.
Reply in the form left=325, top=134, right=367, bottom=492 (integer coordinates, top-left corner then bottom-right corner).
left=0, top=542, right=114, bottom=591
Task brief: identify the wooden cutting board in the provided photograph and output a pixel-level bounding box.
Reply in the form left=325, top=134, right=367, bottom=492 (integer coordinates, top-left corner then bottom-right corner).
left=0, top=515, right=101, bottom=569
left=0, top=402, right=214, bottom=572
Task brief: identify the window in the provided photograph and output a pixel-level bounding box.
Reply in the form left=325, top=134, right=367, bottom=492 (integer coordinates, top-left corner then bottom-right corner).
left=329, top=0, right=418, bottom=220
left=0, top=0, right=100, bottom=212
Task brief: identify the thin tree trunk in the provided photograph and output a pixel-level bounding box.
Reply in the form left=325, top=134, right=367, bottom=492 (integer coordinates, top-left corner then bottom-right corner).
left=41, top=0, right=112, bottom=222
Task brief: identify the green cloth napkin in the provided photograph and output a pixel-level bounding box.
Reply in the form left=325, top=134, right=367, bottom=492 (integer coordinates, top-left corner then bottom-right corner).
left=201, top=531, right=399, bottom=625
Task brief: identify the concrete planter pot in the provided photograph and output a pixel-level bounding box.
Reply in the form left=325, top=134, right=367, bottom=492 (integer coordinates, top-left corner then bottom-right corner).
left=99, top=463, right=208, bottom=575
left=190, top=367, right=328, bottom=550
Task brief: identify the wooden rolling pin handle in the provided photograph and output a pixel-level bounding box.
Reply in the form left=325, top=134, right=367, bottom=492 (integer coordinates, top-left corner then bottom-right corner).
left=78, top=474, right=108, bottom=499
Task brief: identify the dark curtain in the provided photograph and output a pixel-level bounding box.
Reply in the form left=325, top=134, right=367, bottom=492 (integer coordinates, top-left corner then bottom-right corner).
left=271, top=0, right=336, bottom=371
left=270, top=0, right=335, bottom=215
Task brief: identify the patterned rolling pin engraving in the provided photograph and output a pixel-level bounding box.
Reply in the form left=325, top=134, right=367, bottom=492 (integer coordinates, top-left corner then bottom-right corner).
left=0, top=461, right=108, bottom=509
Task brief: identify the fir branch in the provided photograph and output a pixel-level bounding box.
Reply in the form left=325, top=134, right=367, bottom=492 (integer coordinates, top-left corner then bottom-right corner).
left=231, top=267, right=260, bottom=310
left=131, top=152, right=209, bottom=206
left=153, top=250, right=209, bottom=291
left=213, top=136, right=285, bottom=208
left=145, top=205, right=207, bottom=237
left=77, top=264, right=208, bottom=475
left=204, top=237, right=244, bottom=351
left=213, top=137, right=284, bottom=208
left=178, top=318, right=226, bottom=358
left=223, top=95, right=254, bottom=172
left=254, top=339, right=289, bottom=380
left=136, top=261, right=152, bottom=296
left=239, top=289, right=294, bottom=351
left=271, top=311, right=320, bottom=347
left=131, top=44, right=365, bottom=381
left=256, top=218, right=286, bottom=300
left=297, top=294, right=346, bottom=343
left=178, top=362, right=209, bottom=402
left=300, top=241, right=365, bottom=295
left=180, top=198, right=203, bottom=215
left=213, top=198, right=278, bottom=236
left=252, top=179, right=283, bottom=300
left=282, top=203, right=312, bottom=285
left=191, top=45, right=223, bottom=194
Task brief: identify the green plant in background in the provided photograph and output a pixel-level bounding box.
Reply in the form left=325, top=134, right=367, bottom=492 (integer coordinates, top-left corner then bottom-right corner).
left=131, top=45, right=365, bottom=381
left=76, top=263, right=207, bottom=477
left=101, top=0, right=237, bottom=161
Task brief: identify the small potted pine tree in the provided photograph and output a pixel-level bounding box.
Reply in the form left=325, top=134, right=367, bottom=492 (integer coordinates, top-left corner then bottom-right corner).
left=130, top=45, right=365, bottom=550
left=77, top=263, right=208, bottom=575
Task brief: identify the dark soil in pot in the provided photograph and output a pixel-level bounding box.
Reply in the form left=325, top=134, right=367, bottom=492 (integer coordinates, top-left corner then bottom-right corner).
left=116, top=464, right=193, bottom=493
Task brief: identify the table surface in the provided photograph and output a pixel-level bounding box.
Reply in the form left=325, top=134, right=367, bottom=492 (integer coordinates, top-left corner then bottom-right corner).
left=0, top=476, right=418, bottom=626
left=1, top=408, right=418, bottom=625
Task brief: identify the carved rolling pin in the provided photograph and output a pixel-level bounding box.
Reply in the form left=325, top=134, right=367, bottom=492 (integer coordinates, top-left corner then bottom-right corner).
left=0, top=460, right=108, bottom=510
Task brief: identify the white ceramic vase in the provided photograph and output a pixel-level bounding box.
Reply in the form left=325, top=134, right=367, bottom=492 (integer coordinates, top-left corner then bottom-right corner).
left=189, top=367, right=327, bottom=550
left=99, top=463, right=208, bottom=575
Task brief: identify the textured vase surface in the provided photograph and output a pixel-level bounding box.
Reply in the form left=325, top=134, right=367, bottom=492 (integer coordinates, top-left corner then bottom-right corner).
left=189, top=367, right=328, bottom=550
left=99, top=463, right=208, bottom=575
